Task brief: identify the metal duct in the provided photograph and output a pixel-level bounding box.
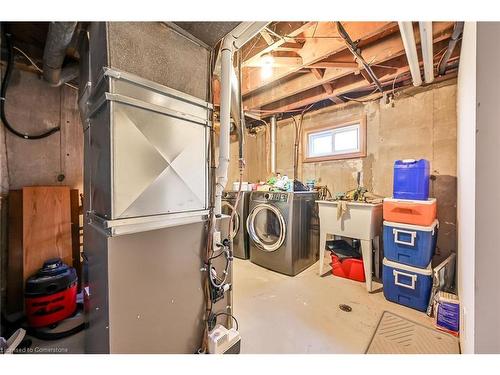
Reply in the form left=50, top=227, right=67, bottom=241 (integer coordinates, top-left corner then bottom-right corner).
left=43, top=22, right=78, bottom=86
left=270, top=116, right=277, bottom=174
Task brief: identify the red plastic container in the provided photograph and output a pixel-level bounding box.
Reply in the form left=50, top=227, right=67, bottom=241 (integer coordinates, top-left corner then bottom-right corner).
left=331, top=253, right=366, bottom=282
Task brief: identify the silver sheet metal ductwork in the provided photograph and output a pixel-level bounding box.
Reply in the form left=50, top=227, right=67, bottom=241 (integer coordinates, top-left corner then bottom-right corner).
left=43, top=22, right=78, bottom=86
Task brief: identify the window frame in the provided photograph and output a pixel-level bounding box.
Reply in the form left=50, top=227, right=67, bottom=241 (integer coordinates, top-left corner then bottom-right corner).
left=303, top=117, right=367, bottom=163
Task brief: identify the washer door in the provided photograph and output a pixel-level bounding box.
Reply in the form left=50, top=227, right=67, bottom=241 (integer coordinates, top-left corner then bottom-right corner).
left=246, top=203, right=286, bottom=252
left=222, top=201, right=240, bottom=239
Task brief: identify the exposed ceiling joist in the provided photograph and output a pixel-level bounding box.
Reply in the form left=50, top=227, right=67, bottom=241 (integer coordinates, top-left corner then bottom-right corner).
left=266, top=52, right=460, bottom=113
left=241, top=22, right=314, bottom=67
left=241, top=21, right=396, bottom=96
left=244, top=56, right=303, bottom=68
left=243, top=22, right=455, bottom=110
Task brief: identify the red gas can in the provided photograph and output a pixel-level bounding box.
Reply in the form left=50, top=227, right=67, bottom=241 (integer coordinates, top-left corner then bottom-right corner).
left=25, top=258, right=77, bottom=328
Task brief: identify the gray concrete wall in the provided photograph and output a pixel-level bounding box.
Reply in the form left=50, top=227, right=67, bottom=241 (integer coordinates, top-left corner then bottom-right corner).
left=1, top=69, right=83, bottom=192
left=231, top=81, right=458, bottom=258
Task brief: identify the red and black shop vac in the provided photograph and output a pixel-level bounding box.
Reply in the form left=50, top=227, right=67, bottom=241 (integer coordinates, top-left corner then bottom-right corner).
left=25, top=258, right=78, bottom=328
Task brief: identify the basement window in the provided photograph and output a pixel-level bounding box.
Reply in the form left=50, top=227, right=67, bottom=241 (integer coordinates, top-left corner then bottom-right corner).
left=304, top=118, right=366, bottom=162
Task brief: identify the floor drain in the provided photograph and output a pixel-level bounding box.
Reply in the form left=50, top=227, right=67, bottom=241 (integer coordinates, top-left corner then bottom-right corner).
left=339, top=304, right=352, bottom=312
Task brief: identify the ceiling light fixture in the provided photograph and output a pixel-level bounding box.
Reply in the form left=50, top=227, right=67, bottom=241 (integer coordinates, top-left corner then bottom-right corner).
left=260, top=54, right=274, bottom=80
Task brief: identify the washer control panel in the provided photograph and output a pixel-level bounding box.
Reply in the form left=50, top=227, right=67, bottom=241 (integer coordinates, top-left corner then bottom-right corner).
left=263, top=192, right=289, bottom=202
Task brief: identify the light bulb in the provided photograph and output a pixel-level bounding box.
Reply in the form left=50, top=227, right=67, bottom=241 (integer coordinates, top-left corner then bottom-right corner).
left=261, top=54, right=274, bottom=80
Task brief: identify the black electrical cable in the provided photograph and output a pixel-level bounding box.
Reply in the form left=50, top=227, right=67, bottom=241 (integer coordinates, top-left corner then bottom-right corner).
left=210, top=312, right=239, bottom=331
left=1, top=33, right=61, bottom=140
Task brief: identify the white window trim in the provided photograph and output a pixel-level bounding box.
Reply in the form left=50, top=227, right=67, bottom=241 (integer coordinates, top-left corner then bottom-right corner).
left=303, top=117, right=367, bottom=162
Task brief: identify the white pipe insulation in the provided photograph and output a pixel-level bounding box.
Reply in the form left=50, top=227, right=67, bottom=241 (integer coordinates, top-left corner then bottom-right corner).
left=398, top=22, right=422, bottom=87
left=270, top=116, right=277, bottom=174
left=215, top=22, right=269, bottom=216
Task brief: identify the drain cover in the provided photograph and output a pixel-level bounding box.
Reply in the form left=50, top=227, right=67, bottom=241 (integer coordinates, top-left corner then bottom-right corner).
left=339, top=304, right=352, bottom=312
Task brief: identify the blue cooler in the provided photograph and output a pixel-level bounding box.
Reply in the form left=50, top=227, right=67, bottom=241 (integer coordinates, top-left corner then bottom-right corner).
left=393, top=159, right=430, bottom=200
left=383, top=258, right=432, bottom=312
left=383, top=220, right=438, bottom=268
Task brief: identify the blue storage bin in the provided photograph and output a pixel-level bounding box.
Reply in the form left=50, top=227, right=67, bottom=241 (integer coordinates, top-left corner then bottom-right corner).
left=383, top=258, right=432, bottom=312
left=393, top=159, right=430, bottom=200
left=383, top=220, right=438, bottom=268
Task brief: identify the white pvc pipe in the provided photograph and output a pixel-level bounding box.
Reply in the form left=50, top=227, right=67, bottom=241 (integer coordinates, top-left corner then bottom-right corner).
left=398, top=22, right=422, bottom=87
left=215, top=22, right=268, bottom=216
left=419, top=21, right=434, bottom=84
left=270, top=116, right=277, bottom=174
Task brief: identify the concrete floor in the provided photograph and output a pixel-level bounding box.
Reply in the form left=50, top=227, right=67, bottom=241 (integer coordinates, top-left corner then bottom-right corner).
left=233, top=258, right=436, bottom=354
left=19, top=257, right=439, bottom=354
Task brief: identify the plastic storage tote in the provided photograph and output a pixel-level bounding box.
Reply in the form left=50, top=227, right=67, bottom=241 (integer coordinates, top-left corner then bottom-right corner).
left=383, top=198, right=437, bottom=226
left=383, top=258, right=433, bottom=312
left=383, top=220, right=438, bottom=268
left=393, top=159, right=430, bottom=200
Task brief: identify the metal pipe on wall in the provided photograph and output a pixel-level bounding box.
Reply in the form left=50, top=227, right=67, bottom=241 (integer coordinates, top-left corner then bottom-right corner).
left=438, top=22, right=464, bottom=76
left=43, top=22, right=78, bottom=86
left=270, top=116, right=277, bottom=174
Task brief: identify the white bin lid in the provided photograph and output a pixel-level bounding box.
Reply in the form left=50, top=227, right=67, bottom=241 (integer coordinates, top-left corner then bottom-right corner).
left=383, top=219, right=439, bottom=232
left=384, top=197, right=436, bottom=205
left=383, top=258, right=432, bottom=275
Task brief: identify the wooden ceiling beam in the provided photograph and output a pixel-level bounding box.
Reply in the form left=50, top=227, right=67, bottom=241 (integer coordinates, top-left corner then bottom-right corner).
left=310, top=68, right=325, bottom=80
left=242, top=21, right=396, bottom=95
left=276, top=42, right=304, bottom=51
left=241, top=22, right=315, bottom=67
left=266, top=51, right=460, bottom=113
left=244, top=56, right=303, bottom=68
left=322, top=83, right=334, bottom=94
left=259, top=29, right=275, bottom=46
left=243, top=22, right=454, bottom=110
left=306, top=61, right=359, bottom=69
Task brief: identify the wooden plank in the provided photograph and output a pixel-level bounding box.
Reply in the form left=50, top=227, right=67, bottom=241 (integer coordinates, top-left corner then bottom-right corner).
left=310, top=68, right=325, bottom=80
left=329, top=96, right=344, bottom=104
left=276, top=42, right=304, bottom=52
left=6, top=190, right=23, bottom=314
left=243, top=22, right=454, bottom=110
left=245, top=56, right=303, bottom=68
left=242, top=22, right=395, bottom=95
left=259, top=29, right=275, bottom=46
left=307, top=61, right=359, bottom=69
left=23, top=186, right=73, bottom=282
left=266, top=52, right=460, bottom=112
left=241, top=22, right=314, bottom=67
left=70, top=189, right=82, bottom=291
left=322, top=83, right=334, bottom=94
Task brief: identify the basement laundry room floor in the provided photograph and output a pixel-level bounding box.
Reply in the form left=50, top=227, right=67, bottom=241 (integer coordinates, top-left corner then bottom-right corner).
left=233, top=258, right=438, bottom=354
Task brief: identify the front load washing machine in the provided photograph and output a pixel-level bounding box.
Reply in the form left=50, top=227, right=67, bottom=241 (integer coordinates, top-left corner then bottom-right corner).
left=222, top=191, right=250, bottom=259
left=246, top=191, right=319, bottom=276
